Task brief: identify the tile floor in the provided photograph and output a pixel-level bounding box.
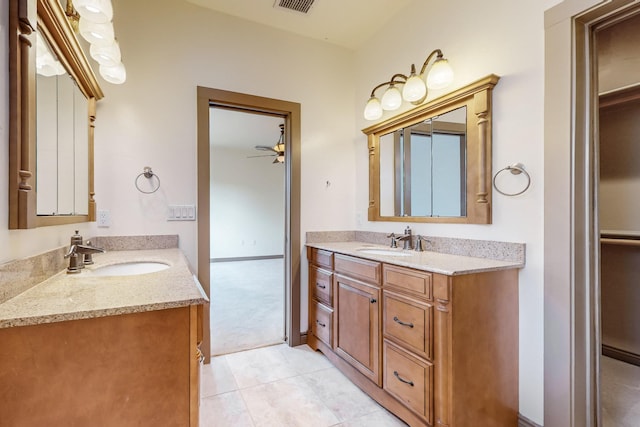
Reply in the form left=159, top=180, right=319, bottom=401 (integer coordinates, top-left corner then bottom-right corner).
left=601, top=356, right=640, bottom=427
left=199, top=344, right=407, bottom=426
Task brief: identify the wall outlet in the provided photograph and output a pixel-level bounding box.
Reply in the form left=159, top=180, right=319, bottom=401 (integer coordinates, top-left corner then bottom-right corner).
left=97, top=210, right=111, bottom=227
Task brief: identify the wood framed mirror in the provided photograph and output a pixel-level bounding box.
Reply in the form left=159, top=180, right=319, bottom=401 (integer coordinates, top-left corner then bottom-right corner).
left=9, top=0, right=103, bottom=229
left=363, top=74, right=499, bottom=224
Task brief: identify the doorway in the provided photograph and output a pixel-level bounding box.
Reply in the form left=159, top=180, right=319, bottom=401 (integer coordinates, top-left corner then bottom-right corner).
left=209, top=107, right=286, bottom=355
left=196, top=87, right=301, bottom=363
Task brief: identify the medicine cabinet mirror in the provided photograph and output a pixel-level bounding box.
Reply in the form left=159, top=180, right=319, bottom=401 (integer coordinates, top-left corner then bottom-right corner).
left=363, top=74, right=499, bottom=224
left=9, top=0, right=103, bottom=229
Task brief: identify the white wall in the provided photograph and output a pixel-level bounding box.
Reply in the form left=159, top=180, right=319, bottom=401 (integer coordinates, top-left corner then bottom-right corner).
left=353, top=0, right=561, bottom=422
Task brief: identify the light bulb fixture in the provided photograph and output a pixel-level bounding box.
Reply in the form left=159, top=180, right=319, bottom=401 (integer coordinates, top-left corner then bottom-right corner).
left=363, top=49, right=454, bottom=121
left=90, top=40, right=121, bottom=66
left=74, top=0, right=113, bottom=24
left=99, top=62, right=126, bottom=84
left=79, top=19, right=115, bottom=45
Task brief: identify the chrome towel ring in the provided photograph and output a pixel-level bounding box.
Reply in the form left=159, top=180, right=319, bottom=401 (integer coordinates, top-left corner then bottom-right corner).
left=493, top=163, right=531, bottom=196
left=135, top=166, right=161, bottom=194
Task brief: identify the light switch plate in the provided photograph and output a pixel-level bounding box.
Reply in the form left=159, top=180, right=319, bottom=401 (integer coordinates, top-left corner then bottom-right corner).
left=167, top=204, right=196, bottom=221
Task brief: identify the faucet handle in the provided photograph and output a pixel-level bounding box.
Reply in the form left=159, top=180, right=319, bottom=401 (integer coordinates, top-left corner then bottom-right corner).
left=414, top=235, right=430, bottom=252
left=386, top=232, right=398, bottom=248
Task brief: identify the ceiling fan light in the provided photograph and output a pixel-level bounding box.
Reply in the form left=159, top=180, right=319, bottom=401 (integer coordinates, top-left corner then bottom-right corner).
left=74, top=0, right=113, bottom=23
left=79, top=19, right=114, bottom=46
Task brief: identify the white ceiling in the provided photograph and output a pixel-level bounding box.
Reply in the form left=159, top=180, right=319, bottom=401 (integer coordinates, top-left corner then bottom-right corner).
left=210, top=108, right=284, bottom=154
left=184, top=0, right=412, bottom=50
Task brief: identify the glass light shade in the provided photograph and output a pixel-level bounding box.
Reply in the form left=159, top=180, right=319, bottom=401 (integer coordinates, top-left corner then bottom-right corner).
left=79, top=19, right=115, bottom=46
left=276, top=155, right=285, bottom=163
left=426, top=58, right=454, bottom=90
left=381, top=85, right=402, bottom=111
left=74, top=0, right=113, bottom=23
left=363, top=96, right=383, bottom=120
left=90, top=40, right=121, bottom=66
left=100, top=62, right=126, bottom=84
left=402, top=74, right=427, bottom=102
left=36, top=55, right=66, bottom=76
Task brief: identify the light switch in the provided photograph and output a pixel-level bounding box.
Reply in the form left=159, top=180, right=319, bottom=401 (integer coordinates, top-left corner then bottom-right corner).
left=167, top=204, right=196, bottom=221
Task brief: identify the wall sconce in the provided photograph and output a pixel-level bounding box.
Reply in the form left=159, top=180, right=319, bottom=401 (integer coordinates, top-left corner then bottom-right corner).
left=65, top=0, right=127, bottom=84
left=363, top=49, right=454, bottom=121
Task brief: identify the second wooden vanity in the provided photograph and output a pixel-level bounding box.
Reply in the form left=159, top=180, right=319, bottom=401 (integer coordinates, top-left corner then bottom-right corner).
left=307, top=244, right=520, bottom=427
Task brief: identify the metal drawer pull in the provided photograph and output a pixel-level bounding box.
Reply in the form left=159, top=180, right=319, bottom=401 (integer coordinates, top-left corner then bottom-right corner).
left=316, top=320, right=326, bottom=328
left=316, top=283, right=326, bottom=289
left=370, top=298, right=377, bottom=304
left=393, top=316, right=414, bottom=328
left=393, top=371, right=414, bottom=386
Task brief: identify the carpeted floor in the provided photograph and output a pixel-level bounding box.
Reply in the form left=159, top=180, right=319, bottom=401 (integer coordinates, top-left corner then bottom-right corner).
left=210, top=258, right=285, bottom=356
left=602, top=356, right=640, bottom=427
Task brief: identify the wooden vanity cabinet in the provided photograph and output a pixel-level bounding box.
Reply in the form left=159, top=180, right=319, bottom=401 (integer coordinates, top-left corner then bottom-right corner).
left=307, top=247, right=519, bottom=427
left=0, top=305, right=202, bottom=427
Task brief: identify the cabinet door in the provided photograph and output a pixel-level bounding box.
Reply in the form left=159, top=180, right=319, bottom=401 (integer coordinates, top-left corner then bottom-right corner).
left=335, top=274, right=381, bottom=386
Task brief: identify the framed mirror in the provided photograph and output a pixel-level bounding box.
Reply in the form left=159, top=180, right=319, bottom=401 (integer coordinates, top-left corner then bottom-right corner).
left=363, top=74, right=499, bottom=224
left=9, top=0, right=103, bottom=229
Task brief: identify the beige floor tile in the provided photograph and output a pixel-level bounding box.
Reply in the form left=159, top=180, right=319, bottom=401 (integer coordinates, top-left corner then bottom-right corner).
left=240, top=376, right=340, bottom=427
left=277, top=344, right=334, bottom=374
left=225, top=344, right=298, bottom=389
left=301, top=367, right=381, bottom=422
left=201, top=355, right=239, bottom=398
left=200, top=391, right=255, bottom=427
left=601, top=356, right=640, bottom=427
left=334, top=409, right=408, bottom=426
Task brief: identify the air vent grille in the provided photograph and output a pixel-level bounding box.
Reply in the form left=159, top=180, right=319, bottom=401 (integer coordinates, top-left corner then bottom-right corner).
left=274, top=0, right=315, bottom=14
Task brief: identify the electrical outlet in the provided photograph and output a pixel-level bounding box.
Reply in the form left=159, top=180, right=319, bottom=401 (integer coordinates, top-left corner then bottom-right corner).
left=97, top=210, right=111, bottom=227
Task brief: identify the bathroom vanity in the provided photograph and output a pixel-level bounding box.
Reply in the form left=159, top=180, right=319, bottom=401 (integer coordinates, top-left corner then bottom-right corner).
left=307, top=239, right=522, bottom=427
left=0, top=248, right=207, bottom=426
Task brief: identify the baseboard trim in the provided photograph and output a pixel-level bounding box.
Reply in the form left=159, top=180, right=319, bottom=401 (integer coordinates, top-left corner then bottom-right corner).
left=299, top=332, right=308, bottom=345
left=603, top=344, right=640, bottom=366
left=518, top=414, right=542, bottom=427
left=210, top=255, right=284, bottom=263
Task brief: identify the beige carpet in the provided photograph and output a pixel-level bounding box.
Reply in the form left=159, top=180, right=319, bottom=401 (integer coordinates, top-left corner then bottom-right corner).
left=602, top=356, right=640, bottom=426
left=210, top=259, right=285, bottom=356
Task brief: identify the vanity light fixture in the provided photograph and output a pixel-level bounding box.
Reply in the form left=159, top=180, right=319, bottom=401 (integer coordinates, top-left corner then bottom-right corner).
left=363, top=49, right=454, bottom=121
left=65, top=0, right=127, bottom=84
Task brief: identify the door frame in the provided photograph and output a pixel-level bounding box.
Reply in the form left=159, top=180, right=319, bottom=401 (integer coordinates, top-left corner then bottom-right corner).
left=544, top=0, right=639, bottom=425
left=197, top=87, right=301, bottom=362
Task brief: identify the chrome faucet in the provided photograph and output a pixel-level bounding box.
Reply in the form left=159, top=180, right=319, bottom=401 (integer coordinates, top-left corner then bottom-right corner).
left=64, top=241, right=105, bottom=274
left=395, top=226, right=412, bottom=250
left=414, top=235, right=430, bottom=252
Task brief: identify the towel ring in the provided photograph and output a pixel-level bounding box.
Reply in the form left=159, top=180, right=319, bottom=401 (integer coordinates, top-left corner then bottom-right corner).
left=493, top=163, right=531, bottom=196
left=135, top=166, right=161, bottom=194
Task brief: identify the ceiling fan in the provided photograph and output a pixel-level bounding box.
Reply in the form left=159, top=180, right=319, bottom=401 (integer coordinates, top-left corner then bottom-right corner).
left=248, top=123, right=285, bottom=164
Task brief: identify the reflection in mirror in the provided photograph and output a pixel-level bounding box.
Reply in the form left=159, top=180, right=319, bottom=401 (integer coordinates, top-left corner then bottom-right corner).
left=364, top=74, right=499, bottom=224
left=379, top=107, right=466, bottom=217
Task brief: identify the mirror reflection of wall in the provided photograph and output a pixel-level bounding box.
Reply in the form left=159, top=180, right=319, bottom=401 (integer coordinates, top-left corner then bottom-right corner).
left=379, top=106, right=466, bottom=218
left=35, top=31, right=89, bottom=216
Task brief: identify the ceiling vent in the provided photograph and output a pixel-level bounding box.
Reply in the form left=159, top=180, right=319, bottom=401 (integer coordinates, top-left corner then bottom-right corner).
left=273, top=0, right=315, bottom=14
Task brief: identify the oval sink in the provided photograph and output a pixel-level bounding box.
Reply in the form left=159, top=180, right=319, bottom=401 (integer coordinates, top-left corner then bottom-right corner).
left=91, top=261, right=170, bottom=276
left=356, top=248, right=412, bottom=257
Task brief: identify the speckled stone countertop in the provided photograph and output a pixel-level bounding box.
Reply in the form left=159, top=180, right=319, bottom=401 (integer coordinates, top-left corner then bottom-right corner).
left=306, top=241, right=524, bottom=275
left=0, top=248, right=208, bottom=329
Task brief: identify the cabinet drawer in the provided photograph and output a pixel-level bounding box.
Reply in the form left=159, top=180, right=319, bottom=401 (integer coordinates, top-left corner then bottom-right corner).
left=383, top=340, right=433, bottom=424
left=310, top=266, right=333, bottom=306
left=335, top=254, right=381, bottom=284
left=310, top=301, right=333, bottom=348
left=383, top=291, right=432, bottom=361
left=383, top=264, right=432, bottom=300
left=307, top=247, right=334, bottom=270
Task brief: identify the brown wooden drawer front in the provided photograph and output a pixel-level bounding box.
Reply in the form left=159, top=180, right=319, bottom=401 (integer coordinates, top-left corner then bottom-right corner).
left=310, top=266, right=333, bottom=306
left=308, top=247, right=334, bottom=270
left=383, top=340, right=433, bottom=424
left=383, top=264, right=432, bottom=300
left=335, top=254, right=381, bottom=284
left=383, top=291, right=432, bottom=361
left=310, top=301, right=333, bottom=348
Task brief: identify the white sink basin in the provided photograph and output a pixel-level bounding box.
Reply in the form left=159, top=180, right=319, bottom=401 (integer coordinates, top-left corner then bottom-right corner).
left=91, top=261, right=170, bottom=276
left=356, top=248, right=412, bottom=257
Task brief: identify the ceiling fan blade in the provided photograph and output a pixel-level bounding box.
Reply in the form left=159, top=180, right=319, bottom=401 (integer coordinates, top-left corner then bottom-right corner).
left=254, top=145, right=277, bottom=152
left=247, top=154, right=276, bottom=158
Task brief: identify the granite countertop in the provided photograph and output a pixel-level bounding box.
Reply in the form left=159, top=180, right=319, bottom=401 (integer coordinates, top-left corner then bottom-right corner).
left=306, top=241, right=524, bottom=275
left=0, top=248, right=208, bottom=329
